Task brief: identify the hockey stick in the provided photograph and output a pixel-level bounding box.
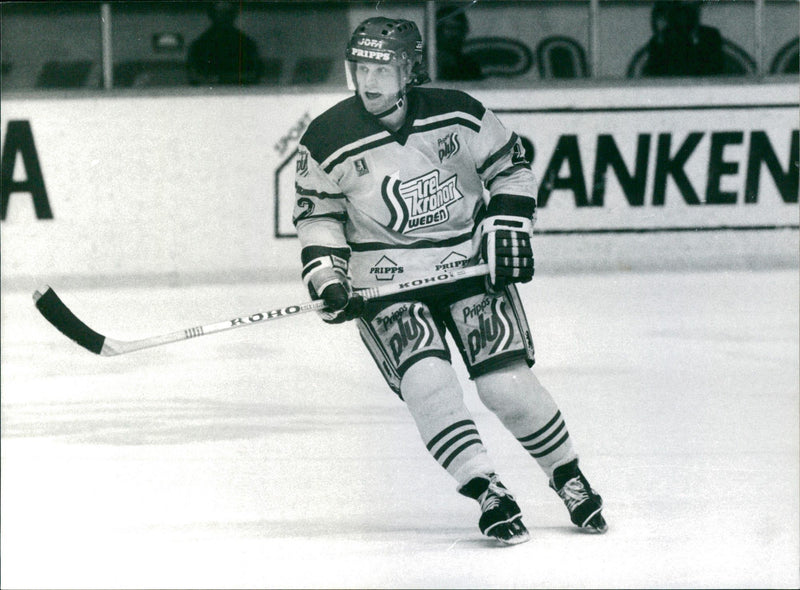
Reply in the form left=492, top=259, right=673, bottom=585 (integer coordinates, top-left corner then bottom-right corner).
left=33, top=264, right=489, bottom=357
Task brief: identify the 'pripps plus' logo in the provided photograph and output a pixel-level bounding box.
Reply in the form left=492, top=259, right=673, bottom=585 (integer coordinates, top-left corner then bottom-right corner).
left=381, top=170, right=464, bottom=233
left=376, top=303, right=436, bottom=364
left=463, top=297, right=515, bottom=362
left=438, top=133, right=460, bottom=162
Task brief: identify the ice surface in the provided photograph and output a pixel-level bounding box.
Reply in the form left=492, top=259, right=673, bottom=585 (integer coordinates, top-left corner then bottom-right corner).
left=2, top=269, right=798, bottom=589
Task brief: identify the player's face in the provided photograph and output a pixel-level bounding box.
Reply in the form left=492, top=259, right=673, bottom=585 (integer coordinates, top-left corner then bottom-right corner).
left=355, top=62, right=404, bottom=114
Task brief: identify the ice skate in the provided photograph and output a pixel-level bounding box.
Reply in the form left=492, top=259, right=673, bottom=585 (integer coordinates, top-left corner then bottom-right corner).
left=551, top=459, right=607, bottom=533
left=460, top=474, right=530, bottom=545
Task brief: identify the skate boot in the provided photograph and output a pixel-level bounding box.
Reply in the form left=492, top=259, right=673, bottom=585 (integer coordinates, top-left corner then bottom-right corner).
left=460, top=474, right=530, bottom=545
left=550, top=459, right=607, bottom=533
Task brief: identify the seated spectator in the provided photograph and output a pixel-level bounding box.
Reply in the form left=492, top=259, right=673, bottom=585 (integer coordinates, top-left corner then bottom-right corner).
left=642, top=0, right=724, bottom=77
left=187, top=1, right=264, bottom=85
left=436, top=5, right=483, bottom=81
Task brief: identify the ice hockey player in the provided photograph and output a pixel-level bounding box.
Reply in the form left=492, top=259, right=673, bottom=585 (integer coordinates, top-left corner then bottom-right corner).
left=293, top=16, right=607, bottom=545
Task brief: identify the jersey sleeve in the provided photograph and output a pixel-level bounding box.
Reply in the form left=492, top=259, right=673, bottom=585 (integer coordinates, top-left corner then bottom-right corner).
left=292, top=144, right=349, bottom=250
left=472, top=108, right=538, bottom=221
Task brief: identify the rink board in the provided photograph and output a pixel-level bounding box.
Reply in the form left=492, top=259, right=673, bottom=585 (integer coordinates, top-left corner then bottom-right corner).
left=1, top=82, right=797, bottom=286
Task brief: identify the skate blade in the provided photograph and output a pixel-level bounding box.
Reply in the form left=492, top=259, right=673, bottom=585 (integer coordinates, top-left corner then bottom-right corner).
left=496, top=531, right=531, bottom=545
left=490, top=520, right=531, bottom=545
left=582, top=511, right=608, bottom=534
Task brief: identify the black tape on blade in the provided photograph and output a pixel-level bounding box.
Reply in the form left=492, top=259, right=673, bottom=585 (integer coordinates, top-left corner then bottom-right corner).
left=34, top=288, right=106, bottom=354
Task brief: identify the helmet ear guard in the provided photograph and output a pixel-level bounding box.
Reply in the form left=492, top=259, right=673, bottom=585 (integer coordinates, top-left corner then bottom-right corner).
left=345, top=59, right=357, bottom=91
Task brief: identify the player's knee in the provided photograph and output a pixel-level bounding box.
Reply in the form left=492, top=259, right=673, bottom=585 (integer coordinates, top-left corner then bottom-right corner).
left=401, top=356, right=463, bottom=413
left=475, top=360, right=546, bottom=423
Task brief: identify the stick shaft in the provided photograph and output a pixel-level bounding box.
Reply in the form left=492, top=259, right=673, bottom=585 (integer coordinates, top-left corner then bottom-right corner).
left=102, top=300, right=326, bottom=355
left=34, top=264, right=488, bottom=356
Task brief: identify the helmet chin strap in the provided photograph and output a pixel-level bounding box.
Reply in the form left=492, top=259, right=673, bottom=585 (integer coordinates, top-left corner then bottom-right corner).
left=372, top=90, right=406, bottom=119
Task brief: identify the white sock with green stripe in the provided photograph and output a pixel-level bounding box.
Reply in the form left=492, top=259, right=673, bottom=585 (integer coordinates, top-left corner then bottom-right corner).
left=516, top=409, right=577, bottom=481
left=402, top=357, right=495, bottom=486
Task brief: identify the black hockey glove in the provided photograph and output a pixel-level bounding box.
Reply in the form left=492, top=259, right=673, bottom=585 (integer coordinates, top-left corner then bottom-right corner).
left=480, top=195, right=535, bottom=291
left=301, top=246, right=364, bottom=324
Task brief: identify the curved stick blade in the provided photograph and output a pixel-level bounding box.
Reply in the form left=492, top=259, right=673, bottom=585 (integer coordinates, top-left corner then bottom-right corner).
left=33, top=286, right=106, bottom=355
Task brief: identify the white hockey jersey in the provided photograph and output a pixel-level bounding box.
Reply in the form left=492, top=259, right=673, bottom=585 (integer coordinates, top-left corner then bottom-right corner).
left=293, top=87, right=537, bottom=288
